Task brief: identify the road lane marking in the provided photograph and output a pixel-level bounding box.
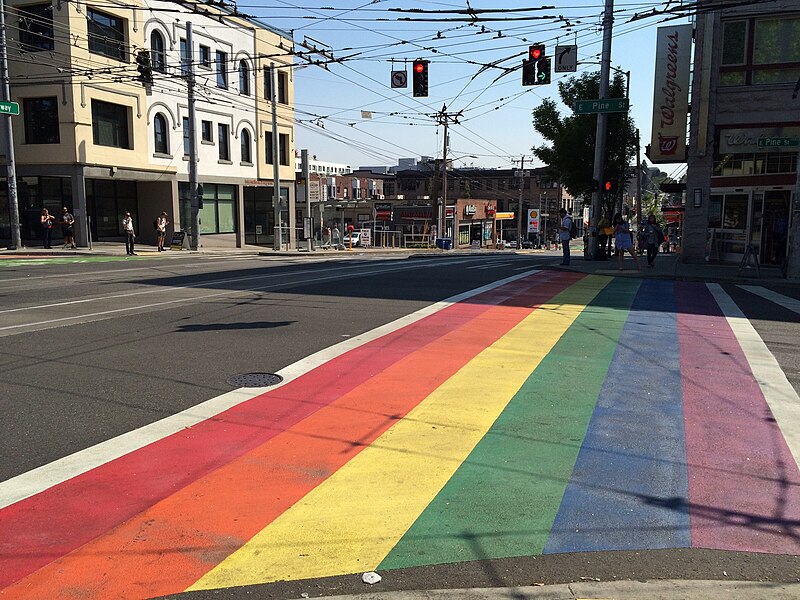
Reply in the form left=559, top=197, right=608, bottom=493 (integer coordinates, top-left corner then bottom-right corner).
left=708, top=283, right=800, bottom=468
left=0, top=269, right=540, bottom=509
left=739, top=285, right=800, bottom=316
left=0, top=258, right=482, bottom=333
left=189, top=275, right=607, bottom=589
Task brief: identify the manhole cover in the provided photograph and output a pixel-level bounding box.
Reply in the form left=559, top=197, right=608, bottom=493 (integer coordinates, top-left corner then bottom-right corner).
left=227, top=372, right=283, bottom=387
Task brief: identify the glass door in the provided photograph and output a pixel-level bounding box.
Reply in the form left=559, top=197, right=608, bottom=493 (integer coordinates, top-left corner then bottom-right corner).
left=760, top=190, right=791, bottom=265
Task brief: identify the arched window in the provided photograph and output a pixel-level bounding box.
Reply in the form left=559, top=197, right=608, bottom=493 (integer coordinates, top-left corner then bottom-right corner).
left=238, top=60, right=250, bottom=95
left=150, top=30, right=166, bottom=73
left=240, top=128, right=251, bottom=163
left=153, top=112, right=168, bottom=154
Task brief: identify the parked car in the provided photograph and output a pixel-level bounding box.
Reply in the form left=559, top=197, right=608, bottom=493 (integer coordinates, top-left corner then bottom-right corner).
left=505, top=240, right=518, bottom=249
left=521, top=240, right=534, bottom=249
left=342, top=232, right=361, bottom=247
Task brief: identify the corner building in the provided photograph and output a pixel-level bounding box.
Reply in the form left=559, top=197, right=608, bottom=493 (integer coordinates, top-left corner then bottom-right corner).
left=684, top=0, right=799, bottom=265
left=0, top=0, right=293, bottom=248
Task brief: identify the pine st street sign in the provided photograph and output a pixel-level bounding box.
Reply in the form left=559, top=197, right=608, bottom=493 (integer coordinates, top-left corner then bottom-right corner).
left=0, top=101, right=19, bottom=115
left=574, top=98, right=629, bottom=115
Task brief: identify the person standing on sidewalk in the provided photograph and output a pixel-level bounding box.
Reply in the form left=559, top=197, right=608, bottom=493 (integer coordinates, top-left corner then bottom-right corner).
left=558, top=208, right=572, bottom=266
left=122, top=211, right=136, bottom=255
left=155, top=212, right=169, bottom=252
left=61, top=207, right=76, bottom=249
left=40, top=208, right=54, bottom=249
left=643, top=213, right=664, bottom=268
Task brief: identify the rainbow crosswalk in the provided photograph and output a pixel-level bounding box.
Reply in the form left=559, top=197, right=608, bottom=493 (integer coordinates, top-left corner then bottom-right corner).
left=1, top=270, right=799, bottom=599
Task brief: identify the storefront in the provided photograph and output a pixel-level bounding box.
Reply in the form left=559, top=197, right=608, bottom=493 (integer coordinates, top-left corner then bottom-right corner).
left=454, top=199, right=497, bottom=248
left=706, top=127, right=796, bottom=265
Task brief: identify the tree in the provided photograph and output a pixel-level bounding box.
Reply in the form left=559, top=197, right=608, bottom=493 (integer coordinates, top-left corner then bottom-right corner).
left=531, top=72, right=637, bottom=220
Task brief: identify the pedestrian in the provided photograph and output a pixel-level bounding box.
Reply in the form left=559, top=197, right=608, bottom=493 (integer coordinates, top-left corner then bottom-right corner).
left=597, top=214, right=610, bottom=260
left=332, top=224, right=341, bottom=248
left=122, top=211, right=136, bottom=255
left=613, top=213, right=640, bottom=271
left=643, top=213, right=664, bottom=268
left=155, top=211, right=169, bottom=252
left=40, top=208, right=54, bottom=249
left=60, top=206, right=76, bottom=249
left=558, top=208, right=572, bottom=266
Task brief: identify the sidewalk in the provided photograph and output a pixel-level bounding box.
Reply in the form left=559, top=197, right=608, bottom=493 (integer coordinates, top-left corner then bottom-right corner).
left=321, top=580, right=800, bottom=600
left=1, top=240, right=793, bottom=286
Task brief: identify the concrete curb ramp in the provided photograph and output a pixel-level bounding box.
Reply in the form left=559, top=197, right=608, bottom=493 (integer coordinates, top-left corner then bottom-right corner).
left=323, top=580, right=800, bottom=599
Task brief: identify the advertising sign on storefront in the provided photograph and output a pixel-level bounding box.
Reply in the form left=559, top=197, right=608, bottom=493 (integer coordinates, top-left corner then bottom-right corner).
left=650, top=24, right=692, bottom=163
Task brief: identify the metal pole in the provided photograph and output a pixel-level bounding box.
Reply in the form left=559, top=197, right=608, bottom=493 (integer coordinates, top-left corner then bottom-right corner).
left=588, top=0, right=614, bottom=260
left=636, top=128, right=643, bottom=241
left=270, top=63, right=281, bottom=251
left=302, top=149, right=312, bottom=251
left=516, top=156, right=525, bottom=246
left=0, top=0, right=21, bottom=250
left=441, top=122, right=448, bottom=241
left=186, top=23, right=200, bottom=251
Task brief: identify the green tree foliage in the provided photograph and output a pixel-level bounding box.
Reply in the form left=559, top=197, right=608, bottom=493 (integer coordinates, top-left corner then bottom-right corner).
left=531, top=72, right=637, bottom=218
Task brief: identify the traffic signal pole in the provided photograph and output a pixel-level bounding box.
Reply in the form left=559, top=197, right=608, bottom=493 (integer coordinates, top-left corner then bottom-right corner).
left=588, top=0, right=614, bottom=260
left=0, top=0, right=21, bottom=250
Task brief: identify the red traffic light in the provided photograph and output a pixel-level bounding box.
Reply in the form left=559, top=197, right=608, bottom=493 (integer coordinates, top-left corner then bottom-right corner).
left=529, top=44, right=545, bottom=61
left=414, top=62, right=425, bottom=74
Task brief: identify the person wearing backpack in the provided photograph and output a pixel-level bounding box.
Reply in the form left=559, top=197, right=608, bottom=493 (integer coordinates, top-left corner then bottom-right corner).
left=643, top=213, right=664, bottom=268
left=558, top=208, right=573, bottom=266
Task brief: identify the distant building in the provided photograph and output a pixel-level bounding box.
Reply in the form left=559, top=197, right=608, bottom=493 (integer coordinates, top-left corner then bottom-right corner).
left=295, top=155, right=351, bottom=176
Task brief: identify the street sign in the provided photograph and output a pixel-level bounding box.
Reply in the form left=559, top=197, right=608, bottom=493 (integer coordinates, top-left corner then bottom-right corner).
left=757, top=136, right=799, bottom=148
left=555, top=45, right=577, bottom=72
left=391, top=70, right=407, bottom=88
left=574, top=98, right=629, bottom=114
left=0, top=101, right=19, bottom=115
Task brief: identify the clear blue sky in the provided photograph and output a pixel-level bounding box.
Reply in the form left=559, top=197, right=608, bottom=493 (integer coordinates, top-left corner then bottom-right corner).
left=250, top=1, right=689, bottom=177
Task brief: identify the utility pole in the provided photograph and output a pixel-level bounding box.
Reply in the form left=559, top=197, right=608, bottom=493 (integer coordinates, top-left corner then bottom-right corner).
left=270, top=63, right=282, bottom=251
left=515, top=156, right=526, bottom=246
left=434, top=106, right=460, bottom=242
left=788, top=81, right=800, bottom=279
left=588, top=0, right=615, bottom=260
left=0, top=0, right=21, bottom=250
left=186, top=23, right=200, bottom=251
left=302, top=149, right=312, bottom=251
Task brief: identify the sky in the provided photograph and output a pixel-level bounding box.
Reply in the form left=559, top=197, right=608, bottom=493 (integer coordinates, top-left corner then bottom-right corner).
left=248, top=0, right=691, bottom=177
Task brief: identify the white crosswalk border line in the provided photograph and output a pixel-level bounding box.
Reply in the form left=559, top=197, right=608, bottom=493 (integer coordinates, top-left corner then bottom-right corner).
left=739, top=285, right=800, bottom=316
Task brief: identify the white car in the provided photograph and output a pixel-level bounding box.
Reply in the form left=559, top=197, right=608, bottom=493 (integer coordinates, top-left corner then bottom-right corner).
left=342, top=232, right=361, bottom=247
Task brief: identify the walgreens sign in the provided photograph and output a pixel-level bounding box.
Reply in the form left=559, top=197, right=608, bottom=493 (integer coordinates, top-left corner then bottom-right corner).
left=650, top=25, right=692, bottom=163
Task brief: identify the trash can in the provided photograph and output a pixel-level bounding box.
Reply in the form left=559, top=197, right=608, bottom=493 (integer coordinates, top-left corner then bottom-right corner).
left=436, top=238, right=452, bottom=250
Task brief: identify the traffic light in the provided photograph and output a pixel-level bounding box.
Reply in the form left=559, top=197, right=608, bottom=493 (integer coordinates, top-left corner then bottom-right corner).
left=529, top=44, right=545, bottom=61
left=603, top=179, right=618, bottom=194
left=412, top=59, right=429, bottom=97
left=535, top=57, right=551, bottom=85
left=136, top=49, right=153, bottom=85
left=522, top=59, right=536, bottom=86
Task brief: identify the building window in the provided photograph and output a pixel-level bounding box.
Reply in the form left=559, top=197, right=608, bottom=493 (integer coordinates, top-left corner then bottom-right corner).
left=199, top=45, right=211, bottom=69
left=87, top=8, right=126, bottom=61
left=238, top=60, right=250, bottom=95
left=279, top=133, right=290, bottom=166
left=218, top=124, right=230, bottom=160
left=180, top=38, right=189, bottom=77
left=216, top=50, right=228, bottom=88
left=240, top=129, right=251, bottom=163
left=264, top=131, right=274, bottom=164
left=91, top=100, right=129, bottom=148
left=23, top=97, right=59, bottom=144
left=150, top=30, right=166, bottom=73
left=263, top=67, right=288, bottom=102
left=277, top=70, right=288, bottom=104
left=153, top=112, right=168, bottom=154
left=182, top=116, right=190, bottom=156
left=19, top=4, right=53, bottom=51
left=720, top=16, right=800, bottom=86
left=201, top=120, right=213, bottom=142
left=179, top=183, right=236, bottom=234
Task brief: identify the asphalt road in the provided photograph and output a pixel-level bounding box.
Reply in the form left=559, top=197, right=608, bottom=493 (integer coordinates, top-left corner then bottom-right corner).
left=1, top=253, right=546, bottom=480
left=3, top=253, right=800, bottom=600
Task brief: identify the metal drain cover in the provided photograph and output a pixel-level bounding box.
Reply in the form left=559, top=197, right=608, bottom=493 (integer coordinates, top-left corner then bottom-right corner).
left=227, top=372, right=283, bottom=388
